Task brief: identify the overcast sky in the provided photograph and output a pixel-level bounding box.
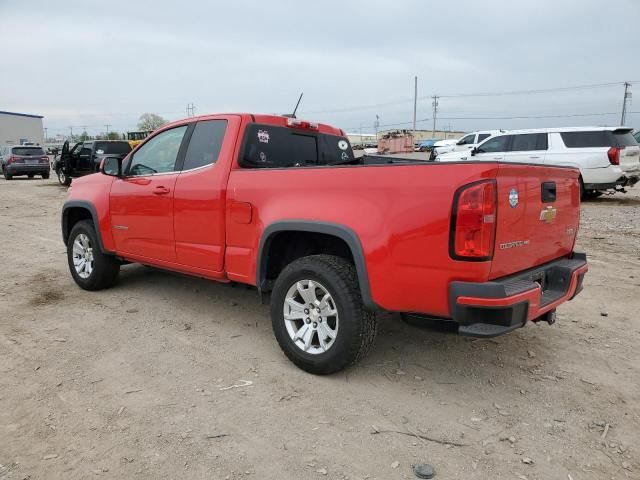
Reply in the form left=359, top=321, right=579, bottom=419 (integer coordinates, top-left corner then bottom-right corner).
left=1, top=0, right=638, bottom=137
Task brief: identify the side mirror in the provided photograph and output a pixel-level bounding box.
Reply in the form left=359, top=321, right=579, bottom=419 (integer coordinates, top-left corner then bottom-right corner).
left=470, top=147, right=478, bottom=156
left=101, top=156, right=122, bottom=177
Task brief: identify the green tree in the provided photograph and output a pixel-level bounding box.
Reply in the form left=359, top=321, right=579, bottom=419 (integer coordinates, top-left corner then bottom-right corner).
left=79, top=131, right=90, bottom=141
left=105, top=131, right=121, bottom=140
left=137, top=113, right=167, bottom=131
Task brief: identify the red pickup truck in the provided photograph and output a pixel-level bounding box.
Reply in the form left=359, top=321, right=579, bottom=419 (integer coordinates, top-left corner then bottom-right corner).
left=61, top=113, right=588, bottom=374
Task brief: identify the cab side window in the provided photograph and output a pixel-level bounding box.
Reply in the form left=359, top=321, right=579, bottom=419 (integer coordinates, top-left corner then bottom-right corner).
left=510, top=133, right=548, bottom=152
left=182, top=120, right=227, bottom=170
left=127, top=126, right=188, bottom=176
left=478, top=135, right=511, bottom=153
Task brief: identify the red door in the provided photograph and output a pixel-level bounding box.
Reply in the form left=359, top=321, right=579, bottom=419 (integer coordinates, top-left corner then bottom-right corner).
left=109, top=125, right=189, bottom=263
left=173, top=116, right=238, bottom=271
left=110, top=174, right=179, bottom=262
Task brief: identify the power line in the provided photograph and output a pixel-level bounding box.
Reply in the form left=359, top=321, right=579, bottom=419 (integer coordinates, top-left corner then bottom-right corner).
left=302, top=80, right=639, bottom=116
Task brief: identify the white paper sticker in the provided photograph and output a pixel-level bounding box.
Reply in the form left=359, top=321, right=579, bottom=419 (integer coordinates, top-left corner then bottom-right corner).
left=96, top=149, right=104, bottom=154
left=257, top=130, right=270, bottom=144
left=338, top=140, right=349, bottom=150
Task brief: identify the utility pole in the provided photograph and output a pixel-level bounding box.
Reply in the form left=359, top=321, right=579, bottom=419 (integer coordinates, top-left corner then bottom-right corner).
left=186, top=103, right=196, bottom=117
left=413, top=76, right=417, bottom=133
left=621, top=82, right=632, bottom=126
left=431, top=96, right=439, bottom=137
left=69, top=126, right=73, bottom=140
left=105, top=124, right=111, bottom=137
left=43, top=127, right=48, bottom=142
left=374, top=115, right=380, bottom=142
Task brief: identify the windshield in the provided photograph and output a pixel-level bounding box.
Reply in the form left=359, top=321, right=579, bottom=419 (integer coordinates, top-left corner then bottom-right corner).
left=12, top=147, right=45, bottom=156
left=94, top=142, right=132, bottom=155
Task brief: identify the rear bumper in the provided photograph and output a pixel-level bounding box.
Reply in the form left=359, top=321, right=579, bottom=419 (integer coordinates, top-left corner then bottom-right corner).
left=449, top=253, right=588, bottom=337
left=6, top=164, right=50, bottom=175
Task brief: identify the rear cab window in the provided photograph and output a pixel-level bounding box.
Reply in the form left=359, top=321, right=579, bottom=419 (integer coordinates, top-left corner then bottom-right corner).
left=12, top=147, right=45, bottom=156
left=240, top=123, right=353, bottom=168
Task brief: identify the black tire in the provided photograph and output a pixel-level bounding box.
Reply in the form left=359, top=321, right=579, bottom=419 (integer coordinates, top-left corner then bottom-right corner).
left=57, top=168, right=71, bottom=186
left=67, top=220, right=120, bottom=291
left=3, top=166, right=12, bottom=180
left=270, top=255, right=377, bottom=374
left=42, top=172, right=50, bottom=179
left=28, top=174, right=34, bottom=178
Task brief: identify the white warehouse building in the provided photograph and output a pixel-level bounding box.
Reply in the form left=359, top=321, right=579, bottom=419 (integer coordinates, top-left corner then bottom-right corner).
left=0, top=110, right=45, bottom=147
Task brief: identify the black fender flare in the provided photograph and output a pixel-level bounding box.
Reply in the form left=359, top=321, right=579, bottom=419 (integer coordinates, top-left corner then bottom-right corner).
left=257, top=221, right=377, bottom=310
left=61, top=200, right=111, bottom=253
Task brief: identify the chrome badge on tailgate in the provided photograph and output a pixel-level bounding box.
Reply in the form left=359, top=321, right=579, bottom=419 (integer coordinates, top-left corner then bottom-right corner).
left=539, top=206, right=557, bottom=224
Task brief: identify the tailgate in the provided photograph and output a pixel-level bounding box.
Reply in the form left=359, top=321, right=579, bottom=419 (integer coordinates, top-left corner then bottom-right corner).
left=489, top=164, right=581, bottom=279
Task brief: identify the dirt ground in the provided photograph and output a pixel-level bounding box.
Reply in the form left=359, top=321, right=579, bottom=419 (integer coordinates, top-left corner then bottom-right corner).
left=1, top=175, right=639, bottom=480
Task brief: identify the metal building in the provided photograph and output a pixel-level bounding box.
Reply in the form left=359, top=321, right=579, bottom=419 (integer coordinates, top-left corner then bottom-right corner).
left=0, top=110, right=45, bottom=146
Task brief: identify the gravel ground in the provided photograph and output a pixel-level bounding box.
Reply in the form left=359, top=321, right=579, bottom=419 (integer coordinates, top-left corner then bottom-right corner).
left=0, top=176, right=639, bottom=480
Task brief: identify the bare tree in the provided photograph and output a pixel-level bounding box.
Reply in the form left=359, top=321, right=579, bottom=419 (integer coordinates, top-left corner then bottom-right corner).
left=137, top=113, right=167, bottom=131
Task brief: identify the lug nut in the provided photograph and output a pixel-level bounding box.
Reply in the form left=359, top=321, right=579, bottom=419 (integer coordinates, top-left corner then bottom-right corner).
left=304, top=309, right=309, bottom=314
left=312, top=322, right=318, bottom=328
left=318, top=317, right=322, bottom=322
left=305, top=318, right=311, bottom=324
left=316, top=308, right=321, bottom=314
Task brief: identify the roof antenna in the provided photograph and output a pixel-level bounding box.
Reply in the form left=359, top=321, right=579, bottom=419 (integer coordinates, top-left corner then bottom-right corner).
left=283, top=92, right=303, bottom=118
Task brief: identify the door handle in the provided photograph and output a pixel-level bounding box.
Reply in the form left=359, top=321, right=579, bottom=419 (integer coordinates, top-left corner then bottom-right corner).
left=493, top=157, right=502, bottom=160
left=529, top=156, right=541, bottom=159
left=153, top=186, right=170, bottom=195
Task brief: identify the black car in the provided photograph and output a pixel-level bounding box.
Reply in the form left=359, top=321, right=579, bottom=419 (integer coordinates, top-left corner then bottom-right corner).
left=55, top=140, right=131, bottom=186
left=0, top=145, right=50, bottom=180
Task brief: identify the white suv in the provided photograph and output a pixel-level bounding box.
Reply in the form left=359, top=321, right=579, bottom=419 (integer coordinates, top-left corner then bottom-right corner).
left=431, top=130, right=503, bottom=158
left=436, top=126, right=640, bottom=197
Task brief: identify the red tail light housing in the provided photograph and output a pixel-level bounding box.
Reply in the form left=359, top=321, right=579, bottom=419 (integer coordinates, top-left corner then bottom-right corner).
left=7, top=155, right=23, bottom=164
left=450, top=180, right=497, bottom=261
left=607, top=146, right=622, bottom=165
left=40, top=156, right=49, bottom=163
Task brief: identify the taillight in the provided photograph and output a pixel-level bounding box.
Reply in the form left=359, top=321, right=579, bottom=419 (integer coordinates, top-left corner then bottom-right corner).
left=7, top=155, right=23, bottom=164
left=450, top=180, right=497, bottom=261
left=607, top=146, right=622, bottom=165
left=286, top=118, right=319, bottom=130
left=40, top=156, right=49, bottom=163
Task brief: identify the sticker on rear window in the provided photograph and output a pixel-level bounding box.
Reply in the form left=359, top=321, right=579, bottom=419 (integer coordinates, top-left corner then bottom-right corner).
left=259, top=151, right=267, bottom=163
left=341, top=151, right=349, bottom=161
left=338, top=140, right=348, bottom=150
left=96, top=149, right=104, bottom=154
left=257, top=130, right=270, bottom=144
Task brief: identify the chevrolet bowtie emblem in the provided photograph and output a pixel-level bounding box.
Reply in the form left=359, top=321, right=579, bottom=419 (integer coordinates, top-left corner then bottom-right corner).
left=539, top=206, right=557, bottom=224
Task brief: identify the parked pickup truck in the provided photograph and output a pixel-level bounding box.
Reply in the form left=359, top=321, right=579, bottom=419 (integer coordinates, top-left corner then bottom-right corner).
left=61, top=113, right=588, bottom=374
left=55, top=140, right=132, bottom=186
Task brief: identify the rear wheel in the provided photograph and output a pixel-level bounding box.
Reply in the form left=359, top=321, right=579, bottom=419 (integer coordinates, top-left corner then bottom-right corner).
left=28, top=174, right=34, bottom=178
left=67, top=220, right=120, bottom=290
left=42, top=172, right=50, bottom=179
left=3, top=166, right=12, bottom=180
left=270, top=255, right=377, bottom=374
left=57, top=168, right=71, bottom=186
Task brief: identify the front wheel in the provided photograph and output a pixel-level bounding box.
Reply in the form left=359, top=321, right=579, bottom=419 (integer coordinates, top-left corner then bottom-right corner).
left=270, top=255, right=377, bottom=374
left=57, top=168, right=71, bottom=186
left=67, top=220, right=120, bottom=290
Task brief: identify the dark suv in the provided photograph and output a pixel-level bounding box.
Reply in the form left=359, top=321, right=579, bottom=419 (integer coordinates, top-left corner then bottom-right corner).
left=0, top=145, right=50, bottom=180
left=55, top=140, right=132, bottom=186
